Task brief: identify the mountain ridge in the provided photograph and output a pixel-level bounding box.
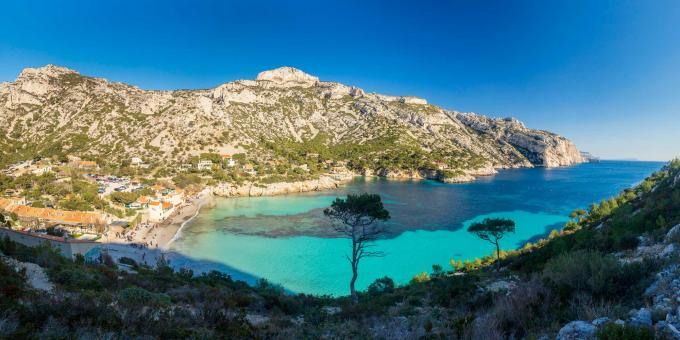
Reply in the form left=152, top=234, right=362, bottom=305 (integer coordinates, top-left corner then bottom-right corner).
left=0, top=65, right=583, bottom=182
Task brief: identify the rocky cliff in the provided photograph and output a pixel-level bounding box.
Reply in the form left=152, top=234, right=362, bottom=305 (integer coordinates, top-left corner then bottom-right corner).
left=0, top=65, right=583, bottom=178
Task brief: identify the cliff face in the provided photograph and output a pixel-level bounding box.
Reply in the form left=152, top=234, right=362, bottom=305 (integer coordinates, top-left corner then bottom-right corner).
left=0, top=65, right=582, bottom=174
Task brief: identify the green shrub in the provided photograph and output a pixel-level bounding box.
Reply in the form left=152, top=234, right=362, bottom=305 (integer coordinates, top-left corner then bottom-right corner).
left=118, top=287, right=171, bottom=308
left=542, top=250, right=645, bottom=300
left=596, top=323, right=654, bottom=340
left=367, top=276, right=395, bottom=295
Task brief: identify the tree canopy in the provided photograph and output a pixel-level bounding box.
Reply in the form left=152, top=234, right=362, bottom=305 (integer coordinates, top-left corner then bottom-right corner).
left=467, top=218, right=516, bottom=242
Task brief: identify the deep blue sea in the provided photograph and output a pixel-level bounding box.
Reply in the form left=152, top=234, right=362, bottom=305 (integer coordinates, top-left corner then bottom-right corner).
left=169, top=161, right=664, bottom=296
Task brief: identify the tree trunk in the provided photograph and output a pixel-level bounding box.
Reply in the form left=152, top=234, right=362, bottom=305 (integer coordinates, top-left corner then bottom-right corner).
left=495, top=240, right=501, bottom=271
left=350, top=232, right=359, bottom=303
left=350, top=263, right=358, bottom=303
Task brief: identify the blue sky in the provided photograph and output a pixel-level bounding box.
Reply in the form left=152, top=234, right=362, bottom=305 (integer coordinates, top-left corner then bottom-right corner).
left=1, top=1, right=678, bottom=161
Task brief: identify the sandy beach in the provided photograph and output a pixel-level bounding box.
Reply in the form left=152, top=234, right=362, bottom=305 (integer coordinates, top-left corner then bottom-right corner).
left=155, top=189, right=212, bottom=249
left=98, top=189, right=212, bottom=267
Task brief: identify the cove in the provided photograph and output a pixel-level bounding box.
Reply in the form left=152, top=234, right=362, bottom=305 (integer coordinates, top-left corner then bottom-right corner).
left=169, top=161, right=664, bottom=296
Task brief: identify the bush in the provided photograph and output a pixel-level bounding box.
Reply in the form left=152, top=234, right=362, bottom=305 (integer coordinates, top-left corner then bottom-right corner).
left=118, top=287, right=171, bottom=308
left=367, top=276, right=395, bottom=295
left=542, top=250, right=645, bottom=300
left=596, top=323, right=654, bottom=340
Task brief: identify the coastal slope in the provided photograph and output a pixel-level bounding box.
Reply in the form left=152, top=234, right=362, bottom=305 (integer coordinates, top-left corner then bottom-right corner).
left=0, top=65, right=582, bottom=182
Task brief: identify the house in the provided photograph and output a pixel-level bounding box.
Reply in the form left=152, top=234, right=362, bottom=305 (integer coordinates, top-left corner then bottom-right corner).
left=126, top=202, right=142, bottom=209
left=148, top=201, right=174, bottom=222
left=130, top=157, right=143, bottom=166
left=197, top=160, right=213, bottom=171
left=32, top=165, right=52, bottom=175
left=220, top=154, right=237, bottom=167
left=164, top=191, right=184, bottom=205
left=3, top=203, right=106, bottom=230
left=136, top=196, right=151, bottom=208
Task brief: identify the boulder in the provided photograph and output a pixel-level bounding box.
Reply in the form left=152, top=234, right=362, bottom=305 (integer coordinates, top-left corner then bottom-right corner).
left=629, top=308, right=653, bottom=327
left=557, top=321, right=596, bottom=340
left=661, top=243, right=677, bottom=258
left=666, top=224, right=680, bottom=243
left=592, top=317, right=610, bottom=327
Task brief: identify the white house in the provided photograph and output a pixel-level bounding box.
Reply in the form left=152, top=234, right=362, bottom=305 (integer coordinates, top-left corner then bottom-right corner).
left=226, top=158, right=236, bottom=167
left=197, top=160, right=213, bottom=171
left=131, top=157, right=143, bottom=166
left=164, top=191, right=185, bottom=205
left=148, top=201, right=174, bottom=222
left=31, top=165, right=52, bottom=175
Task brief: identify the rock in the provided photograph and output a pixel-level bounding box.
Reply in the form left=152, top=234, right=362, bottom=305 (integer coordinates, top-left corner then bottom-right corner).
left=667, top=224, right=680, bottom=243
left=349, top=86, right=364, bottom=98
left=399, top=96, right=427, bottom=105
left=629, top=308, right=653, bottom=327
left=212, top=174, right=353, bottom=197
left=322, top=306, right=341, bottom=315
left=485, top=280, right=516, bottom=293
left=667, top=323, right=680, bottom=339
left=592, top=317, right=610, bottom=327
left=557, top=321, right=596, bottom=340
left=661, top=243, right=677, bottom=258
left=256, top=66, right=319, bottom=85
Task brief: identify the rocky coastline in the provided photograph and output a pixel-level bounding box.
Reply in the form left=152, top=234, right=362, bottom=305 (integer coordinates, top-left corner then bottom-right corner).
left=209, top=160, right=581, bottom=198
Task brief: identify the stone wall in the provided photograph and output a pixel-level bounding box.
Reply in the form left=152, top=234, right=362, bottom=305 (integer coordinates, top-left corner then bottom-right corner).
left=0, top=228, right=100, bottom=259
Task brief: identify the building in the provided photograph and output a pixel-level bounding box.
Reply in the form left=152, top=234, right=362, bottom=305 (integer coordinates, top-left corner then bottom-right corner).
left=197, top=160, right=213, bottom=171
left=221, top=154, right=236, bottom=167
left=0, top=199, right=107, bottom=233
left=31, top=165, right=53, bottom=175
left=136, top=195, right=151, bottom=208
left=164, top=191, right=185, bottom=205
left=130, top=157, right=143, bottom=166
left=148, top=201, right=174, bottom=222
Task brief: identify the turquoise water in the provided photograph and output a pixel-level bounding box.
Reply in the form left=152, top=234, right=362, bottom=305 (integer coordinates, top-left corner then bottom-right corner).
left=169, top=161, right=664, bottom=296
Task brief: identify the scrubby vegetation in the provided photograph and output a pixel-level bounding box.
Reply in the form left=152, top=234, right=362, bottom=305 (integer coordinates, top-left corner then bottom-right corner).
left=0, top=160, right=677, bottom=338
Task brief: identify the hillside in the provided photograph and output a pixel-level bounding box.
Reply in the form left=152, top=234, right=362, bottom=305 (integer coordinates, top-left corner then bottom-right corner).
left=0, top=160, right=677, bottom=339
left=0, top=65, right=582, bottom=182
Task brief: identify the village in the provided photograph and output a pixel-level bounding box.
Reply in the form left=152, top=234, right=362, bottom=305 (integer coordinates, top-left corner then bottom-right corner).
left=0, top=153, right=247, bottom=262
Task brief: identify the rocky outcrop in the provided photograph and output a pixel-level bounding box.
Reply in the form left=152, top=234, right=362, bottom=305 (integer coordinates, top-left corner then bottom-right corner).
left=256, top=66, right=319, bottom=85
left=212, top=174, right=353, bottom=197
left=457, top=113, right=583, bottom=167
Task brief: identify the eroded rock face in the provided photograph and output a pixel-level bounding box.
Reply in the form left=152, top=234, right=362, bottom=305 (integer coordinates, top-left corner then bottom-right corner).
left=256, top=67, right=319, bottom=85
left=457, top=113, right=584, bottom=167
left=212, top=174, right=353, bottom=197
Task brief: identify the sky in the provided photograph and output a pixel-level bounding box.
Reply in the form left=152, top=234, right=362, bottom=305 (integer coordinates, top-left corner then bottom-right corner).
left=0, top=1, right=678, bottom=161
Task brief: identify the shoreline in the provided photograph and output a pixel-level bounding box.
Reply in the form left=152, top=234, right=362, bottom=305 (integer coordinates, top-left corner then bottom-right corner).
left=96, top=162, right=588, bottom=266
left=98, top=189, right=212, bottom=267
left=155, top=189, right=213, bottom=250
